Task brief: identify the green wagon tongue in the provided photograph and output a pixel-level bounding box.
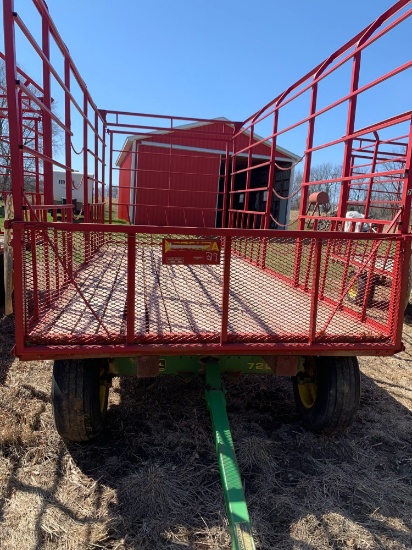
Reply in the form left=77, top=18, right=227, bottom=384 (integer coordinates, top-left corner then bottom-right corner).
left=205, top=363, right=256, bottom=550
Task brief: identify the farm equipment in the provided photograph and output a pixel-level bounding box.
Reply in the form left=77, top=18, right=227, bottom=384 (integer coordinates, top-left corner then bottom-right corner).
left=2, top=1, right=412, bottom=548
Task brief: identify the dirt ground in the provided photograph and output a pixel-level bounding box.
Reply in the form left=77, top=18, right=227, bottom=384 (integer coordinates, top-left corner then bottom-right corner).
left=0, top=309, right=411, bottom=549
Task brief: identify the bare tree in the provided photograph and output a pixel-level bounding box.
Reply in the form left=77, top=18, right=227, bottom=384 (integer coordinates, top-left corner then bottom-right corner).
left=291, top=162, right=343, bottom=211
left=371, top=146, right=407, bottom=220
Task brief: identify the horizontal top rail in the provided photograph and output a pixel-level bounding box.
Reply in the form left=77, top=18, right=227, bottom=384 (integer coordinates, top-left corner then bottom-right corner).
left=11, top=220, right=405, bottom=241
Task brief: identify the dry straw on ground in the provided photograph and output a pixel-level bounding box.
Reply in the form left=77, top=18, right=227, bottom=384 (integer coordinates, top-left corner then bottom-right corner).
left=0, top=308, right=411, bottom=549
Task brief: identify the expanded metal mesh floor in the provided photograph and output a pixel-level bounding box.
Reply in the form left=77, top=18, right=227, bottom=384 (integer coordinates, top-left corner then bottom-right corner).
left=26, top=243, right=393, bottom=346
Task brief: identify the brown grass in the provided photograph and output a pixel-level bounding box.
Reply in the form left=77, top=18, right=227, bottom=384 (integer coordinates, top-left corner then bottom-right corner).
left=0, top=308, right=411, bottom=549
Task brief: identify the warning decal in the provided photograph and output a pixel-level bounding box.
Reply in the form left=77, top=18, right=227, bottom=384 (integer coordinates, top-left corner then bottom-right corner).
left=162, top=238, right=221, bottom=265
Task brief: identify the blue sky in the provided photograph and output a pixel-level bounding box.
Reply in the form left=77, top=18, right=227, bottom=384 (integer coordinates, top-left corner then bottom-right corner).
left=45, top=0, right=404, bottom=119
left=2, top=0, right=411, bottom=168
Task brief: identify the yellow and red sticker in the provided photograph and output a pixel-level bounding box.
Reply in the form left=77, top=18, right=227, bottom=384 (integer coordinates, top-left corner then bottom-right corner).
left=162, top=238, right=221, bottom=265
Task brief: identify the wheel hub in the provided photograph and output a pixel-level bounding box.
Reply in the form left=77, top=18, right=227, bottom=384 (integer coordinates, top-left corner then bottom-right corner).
left=297, top=373, right=317, bottom=409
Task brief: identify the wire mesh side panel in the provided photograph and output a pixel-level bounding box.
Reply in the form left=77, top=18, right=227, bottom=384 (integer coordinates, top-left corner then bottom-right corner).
left=23, top=227, right=125, bottom=345
left=22, top=229, right=226, bottom=346
left=229, top=237, right=311, bottom=342
left=228, top=235, right=402, bottom=346
left=316, top=238, right=402, bottom=344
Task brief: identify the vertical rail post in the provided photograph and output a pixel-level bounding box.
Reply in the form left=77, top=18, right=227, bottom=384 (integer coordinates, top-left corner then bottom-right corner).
left=244, top=126, right=254, bottom=227
left=297, top=78, right=318, bottom=230
left=127, top=233, right=136, bottom=344
left=399, top=120, right=412, bottom=233
left=337, top=48, right=362, bottom=218
left=294, top=78, right=318, bottom=286
left=3, top=1, right=25, bottom=354
left=64, top=57, right=73, bottom=276
left=363, top=134, right=379, bottom=219
left=228, top=138, right=237, bottom=228
left=101, top=112, right=107, bottom=234
left=220, top=236, right=232, bottom=344
left=394, top=119, right=412, bottom=347
left=264, top=110, right=279, bottom=229
left=394, top=239, right=411, bottom=348
left=30, top=228, right=39, bottom=319
left=222, top=142, right=230, bottom=228
left=83, top=95, right=89, bottom=223
left=3, top=2, right=23, bottom=219
left=41, top=10, right=53, bottom=206
left=34, top=118, right=40, bottom=207
left=94, top=110, right=99, bottom=207
left=339, top=239, right=354, bottom=304
left=309, top=239, right=322, bottom=343
left=319, top=239, right=333, bottom=299
left=64, top=57, right=72, bottom=220
left=109, top=130, right=113, bottom=224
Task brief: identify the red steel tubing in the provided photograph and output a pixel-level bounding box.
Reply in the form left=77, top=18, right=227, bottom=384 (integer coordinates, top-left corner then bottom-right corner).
left=220, top=236, right=232, bottom=344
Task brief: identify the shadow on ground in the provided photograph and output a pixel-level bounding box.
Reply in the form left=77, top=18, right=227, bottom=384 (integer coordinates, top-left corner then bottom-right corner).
left=66, top=367, right=412, bottom=549
left=0, top=304, right=411, bottom=548
left=0, top=309, right=15, bottom=385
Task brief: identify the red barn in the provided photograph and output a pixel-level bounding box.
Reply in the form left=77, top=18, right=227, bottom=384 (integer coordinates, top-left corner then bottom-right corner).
left=116, top=118, right=299, bottom=228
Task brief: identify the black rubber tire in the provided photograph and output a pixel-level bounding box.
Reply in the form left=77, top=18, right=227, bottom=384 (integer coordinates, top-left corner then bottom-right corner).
left=52, top=358, right=109, bottom=442
left=346, top=270, right=374, bottom=307
left=293, top=356, right=361, bottom=436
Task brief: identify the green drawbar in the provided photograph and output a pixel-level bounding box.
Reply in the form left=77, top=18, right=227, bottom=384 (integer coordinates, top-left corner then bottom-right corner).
left=205, top=363, right=256, bottom=550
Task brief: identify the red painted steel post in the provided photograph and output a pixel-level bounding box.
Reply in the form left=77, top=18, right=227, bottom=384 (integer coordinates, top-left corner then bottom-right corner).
left=41, top=11, right=53, bottom=206
left=63, top=57, right=73, bottom=277
left=101, top=112, right=107, bottom=240
left=83, top=96, right=91, bottom=264
left=127, top=233, right=136, bottom=344
left=319, top=239, right=333, bottom=300
left=64, top=58, right=72, bottom=220
left=94, top=110, right=99, bottom=207
left=83, top=95, right=89, bottom=223
left=308, top=239, right=322, bottom=343
left=220, top=236, right=232, bottom=344
left=222, top=142, right=230, bottom=228
left=360, top=246, right=378, bottom=323
left=228, top=138, right=237, bottom=228
left=54, top=226, right=60, bottom=299
left=261, top=111, right=281, bottom=269
left=338, top=41, right=363, bottom=218
left=30, top=228, right=39, bottom=319
left=244, top=126, right=254, bottom=227
left=3, top=2, right=23, bottom=219
left=109, top=131, right=113, bottom=224
left=399, top=120, right=412, bottom=234
left=304, top=239, right=316, bottom=292
left=363, top=136, right=379, bottom=219
left=394, top=120, right=412, bottom=348
left=294, top=78, right=318, bottom=286
left=34, top=118, right=40, bottom=206
left=3, top=0, right=26, bottom=354
left=264, top=110, right=279, bottom=229
left=339, top=239, right=354, bottom=304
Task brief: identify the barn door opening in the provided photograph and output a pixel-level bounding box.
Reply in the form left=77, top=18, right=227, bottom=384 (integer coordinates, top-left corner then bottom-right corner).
left=218, top=156, right=292, bottom=229
left=215, top=155, right=227, bottom=228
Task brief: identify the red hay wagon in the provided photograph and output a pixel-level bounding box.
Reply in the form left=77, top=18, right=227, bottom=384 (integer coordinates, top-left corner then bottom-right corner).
left=2, top=1, right=412, bottom=547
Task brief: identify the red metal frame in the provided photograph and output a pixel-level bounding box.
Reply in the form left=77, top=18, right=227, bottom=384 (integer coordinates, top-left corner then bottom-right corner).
left=2, top=0, right=412, bottom=360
